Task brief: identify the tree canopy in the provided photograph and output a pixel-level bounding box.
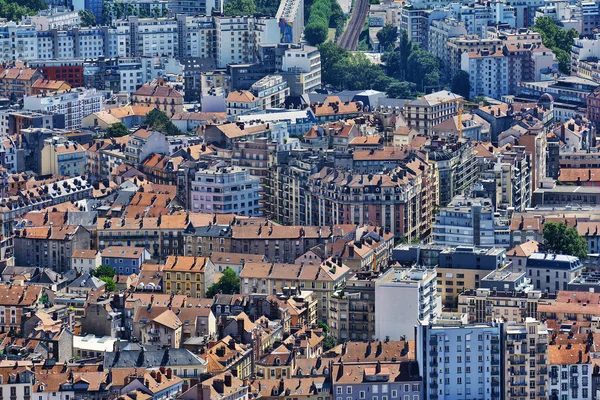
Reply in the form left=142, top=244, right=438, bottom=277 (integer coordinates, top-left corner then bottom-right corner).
left=101, top=277, right=117, bottom=292
left=304, top=0, right=331, bottom=45
left=533, top=16, right=578, bottom=75
left=206, top=268, right=241, bottom=298
left=0, top=0, right=46, bottom=21
left=223, top=0, right=256, bottom=16
left=451, top=70, right=471, bottom=99
left=105, top=122, right=129, bottom=138
left=144, top=109, right=182, bottom=136
left=91, top=265, right=116, bottom=279
left=542, top=222, right=588, bottom=259
left=79, top=10, right=97, bottom=27
left=376, top=24, right=398, bottom=51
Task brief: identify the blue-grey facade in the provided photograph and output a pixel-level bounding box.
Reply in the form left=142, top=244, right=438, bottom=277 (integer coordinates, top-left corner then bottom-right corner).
left=417, top=320, right=503, bottom=400
left=527, top=252, right=583, bottom=293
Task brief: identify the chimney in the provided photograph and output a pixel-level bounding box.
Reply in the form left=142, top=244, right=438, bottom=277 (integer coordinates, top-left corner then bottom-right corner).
left=166, top=369, right=172, bottom=379
left=579, top=350, right=583, bottom=363
left=224, top=374, right=232, bottom=387
left=348, top=244, right=355, bottom=258
left=213, top=379, right=225, bottom=394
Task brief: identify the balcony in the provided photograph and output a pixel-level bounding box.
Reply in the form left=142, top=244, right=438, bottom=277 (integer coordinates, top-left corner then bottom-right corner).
left=148, top=328, right=160, bottom=336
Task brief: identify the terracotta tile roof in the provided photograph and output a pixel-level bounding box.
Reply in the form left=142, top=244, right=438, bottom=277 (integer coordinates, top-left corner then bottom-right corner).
left=210, top=251, right=266, bottom=265
left=337, top=340, right=415, bottom=362
left=102, top=246, right=145, bottom=259
left=172, top=112, right=227, bottom=122
left=507, top=240, right=541, bottom=257
left=232, top=224, right=332, bottom=240
left=226, top=90, right=257, bottom=103
left=215, top=123, right=268, bottom=139
left=152, top=309, right=182, bottom=330
left=72, top=249, right=98, bottom=259
left=181, top=144, right=216, bottom=160
left=539, top=291, right=600, bottom=315
left=31, top=79, right=70, bottom=91
left=311, top=96, right=361, bottom=117
left=548, top=344, right=591, bottom=365
left=131, top=129, right=154, bottom=139
left=14, top=225, right=84, bottom=240
left=353, top=146, right=411, bottom=161
left=558, top=168, right=600, bottom=183
left=250, top=377, right=327, bottom=397
left=0, top=67, right=38, bottom=81
left=164, top=256, right=209, bottom=272
left=200, top=373, right=245, bottom=398
left=349, top=136, right=383, bottom=146
left=141, top=153, right=184, bottom=171
left=133, top=84, right=183, bottom=98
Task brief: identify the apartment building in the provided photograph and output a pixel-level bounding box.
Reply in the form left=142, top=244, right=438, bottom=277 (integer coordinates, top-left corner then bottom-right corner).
left=0, top=284, right=43, bottom=333
left=124, top=129, right=169, bottom=165
left=189, top=165, right=262, bottom=216
left=131, top=83, right=184, bottom=118
left=225, top=91, right=262, bottom=117
left=0, top=66, right=43, bottom=101
left=458, top=268, right=555, bottom=323
left=100, top=246, right=150, bottom=275
left=548, top=341, right=593, bottom=400
left=0, top=109, right=64, bottom=137
left=23, top=88, right=103, bottom=130
left=504, top=318, right=549, bottom=400
left=539, top=291, right=600, bottom=322
left=418, top=317, right=503, bottom=400
left=40, top=136, right=86, bottom=177
left=527, top=253, right=583, bottom=293
left=428, top=19, right=467, bottom=80
left=276, top=0, right=304, bottom=44
left=462, top=48, right=509, bottom=99
left=13, top=224, right=92, bottom=272
left=163, top=256, right=216, bottom=298
left=280, top=45, right=321, bottom=95
left=305, top=159, right=435, bottom=242
left=448, top=36, right=503, bottom=82
left=141, top=309, right=182, bottom=348
left=375, top=267, right=441, bottom=340
left=239, top=258, right=350, bottom=322
left=432, top=196, right=499, bottom=247
left=329, top=271, right=376, bottom=342
left=403, top=91, right=463, bottom=135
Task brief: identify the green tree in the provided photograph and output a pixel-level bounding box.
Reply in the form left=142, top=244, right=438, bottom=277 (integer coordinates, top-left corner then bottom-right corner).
left=407, top=48, right=440, bottom=91
left=223, top=0, right=256, bottom=15
left=79, top=9, right=96, bottom=26
left=144, top=108, right=182, bottom=136
left=376, top=24, right=398, bottom=51
left=542, top=222, right=588, bottom=259
left=91, top=265, right=116, bottom=278
left=323, top=334, right=338, bottom=350
left=304, top=0, right=331, bottom=45
left=318, top=42, right=349, bottom=86
left=451, top=70, right=471, bottom=99
left=105, top=122, right=129, bottom=138
left=305, top=22, right=329, bottom=46
left=101, top=277, right=117, bottom=292
left=206, top=268, right=241, bottom=298
left=533, top=16, right=579, bottom=75
left=386, top=81, right=417, bottom=99
left=396, top=29, right=413, bottom=79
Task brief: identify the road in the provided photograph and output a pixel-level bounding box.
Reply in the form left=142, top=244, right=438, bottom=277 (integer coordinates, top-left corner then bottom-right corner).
left=337, top=0, right=369, bottom=51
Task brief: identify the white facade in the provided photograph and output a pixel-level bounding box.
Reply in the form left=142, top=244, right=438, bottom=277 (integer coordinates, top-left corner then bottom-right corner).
left=375, top=267, right=441, bottom=341
left=462, top=49, right=509, bottom=99
left=548, top=358, right=592, bottom=400
left=190, top=166, right=262, bottom=216
left=29, top=8, right=81, bottom=30
left=281, top=45, right=322, bottom=95
left=23, top=88, right=103, bottom=130
left=432, top=197, right=497, bottom=247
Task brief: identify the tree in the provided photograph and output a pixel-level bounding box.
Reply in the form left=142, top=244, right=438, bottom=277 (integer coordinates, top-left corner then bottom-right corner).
left=105, top=122, right=129, bottom=137
left=304, top=22, right=329, bottom=46
left=396, top=29, right=413, bottom=79
left=533, top=16, right=579, bottom=75
left=542, top=222, right=588, bottom=259
left=386, top=81, right=417, bottom=99
left=304, top=0, right=331, bottom=45
left=451, top=70, right=471, bottom=99
left=407, top=48, right=440, bottom=91
left=206, top=268, right=241, bottom=298
left=144, top=108, right=182, bottom=136
left=376, top=24, right=398, bottom=51
left=101, top=277, right=117, bottom=292
left=79, top=9, right=96, bottom=26
left=91, top=265, right=116, bottom=278
left=223, top=0, right=256, bottom=15
left=323, top=334, right=338, bottom=350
